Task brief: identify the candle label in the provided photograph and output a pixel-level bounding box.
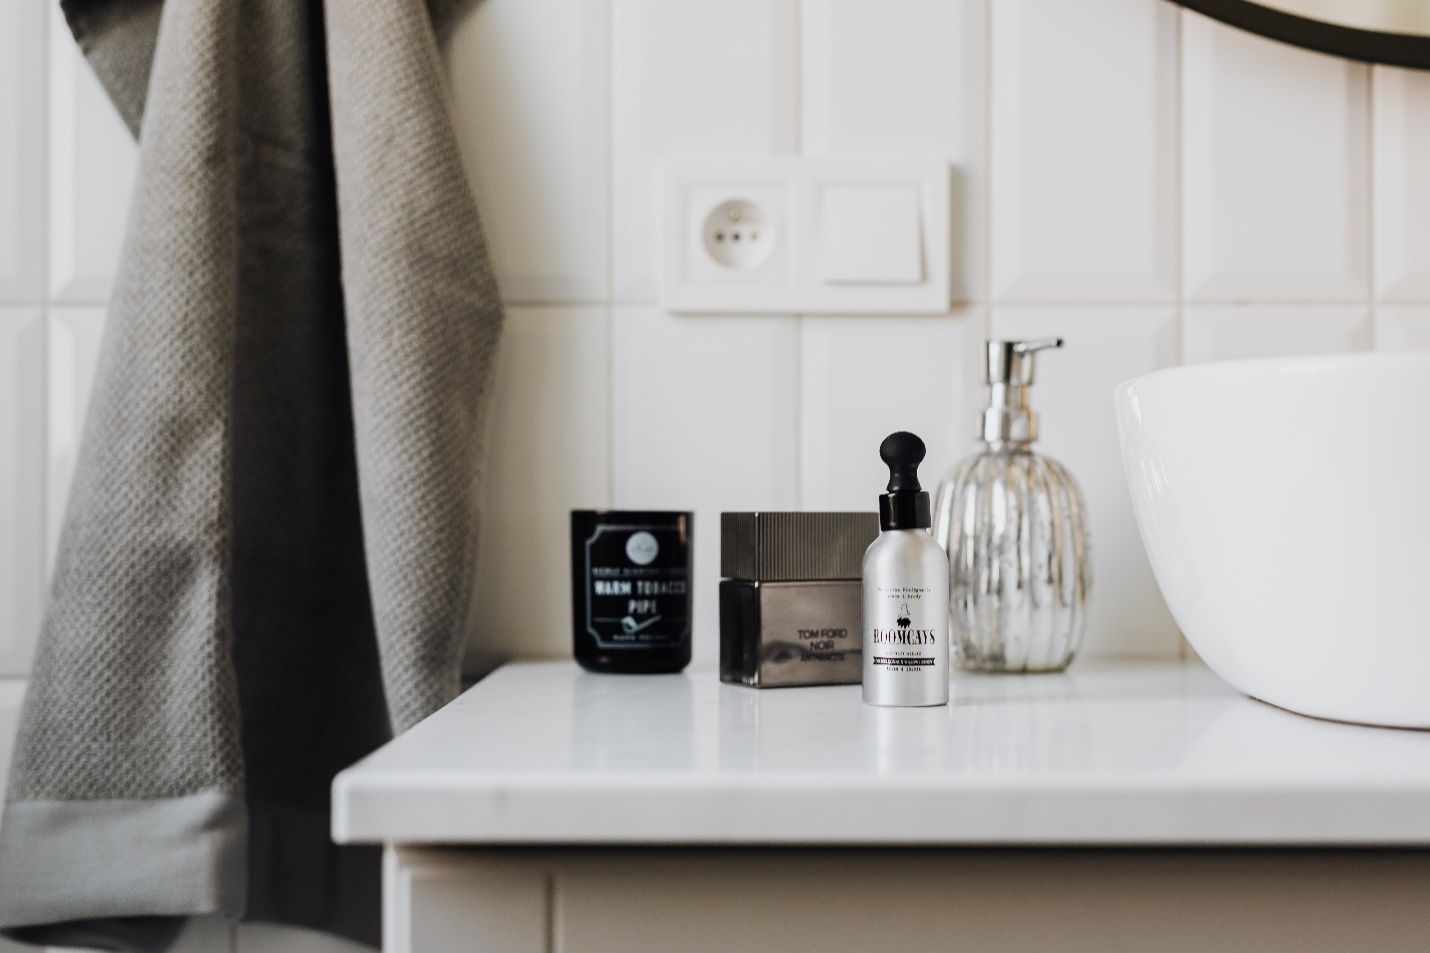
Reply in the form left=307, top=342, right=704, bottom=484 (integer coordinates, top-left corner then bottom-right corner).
left=581, top=522, right=691, bottom=649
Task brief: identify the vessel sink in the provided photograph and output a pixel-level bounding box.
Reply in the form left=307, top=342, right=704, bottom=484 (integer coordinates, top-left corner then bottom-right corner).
left=1115, top=351, right=1430, bottom=728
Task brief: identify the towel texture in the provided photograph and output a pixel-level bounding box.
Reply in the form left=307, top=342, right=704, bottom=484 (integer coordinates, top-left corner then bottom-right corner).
left=0, top=0, right=500, bottom=948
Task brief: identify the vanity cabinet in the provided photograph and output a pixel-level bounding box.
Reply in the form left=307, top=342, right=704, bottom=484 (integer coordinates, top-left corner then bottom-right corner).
left=336, top=662, right=1430, bottom=952
left=384, top=847, right=1430, bottom=953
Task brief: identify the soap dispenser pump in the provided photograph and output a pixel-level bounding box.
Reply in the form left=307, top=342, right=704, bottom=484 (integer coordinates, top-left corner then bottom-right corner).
left=933, top=339, right=1091, bottom=673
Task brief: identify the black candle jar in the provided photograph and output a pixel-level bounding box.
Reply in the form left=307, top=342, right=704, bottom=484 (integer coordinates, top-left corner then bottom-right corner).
left=570, top=510, right=693, bottom=673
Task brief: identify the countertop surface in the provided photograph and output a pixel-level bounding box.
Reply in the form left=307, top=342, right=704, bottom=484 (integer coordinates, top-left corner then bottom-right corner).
left=332, top=660, right=1430, bottom=846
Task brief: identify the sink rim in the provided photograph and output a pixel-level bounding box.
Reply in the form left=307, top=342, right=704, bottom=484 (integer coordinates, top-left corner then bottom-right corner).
left=1115, top=347, right=1430, bottom=399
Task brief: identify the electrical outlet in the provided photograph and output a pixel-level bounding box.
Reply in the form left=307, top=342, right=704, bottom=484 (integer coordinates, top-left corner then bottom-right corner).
left=702, top=199, right=773, bottom=272
left=683, top=186, right=789, bottom=291
left=661, top=156, right=950, bottom=314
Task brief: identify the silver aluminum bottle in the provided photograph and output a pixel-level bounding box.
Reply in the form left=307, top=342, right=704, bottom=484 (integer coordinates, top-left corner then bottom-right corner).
left=862, top=432, right=950, bottom=707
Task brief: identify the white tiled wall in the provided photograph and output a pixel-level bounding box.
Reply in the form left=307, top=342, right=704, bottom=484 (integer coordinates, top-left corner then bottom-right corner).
left=4, top=0, right=1430, bottom=846
left=0, top=0, right=1426, bottom=945
left=453, top=1, right=1429, bottom=668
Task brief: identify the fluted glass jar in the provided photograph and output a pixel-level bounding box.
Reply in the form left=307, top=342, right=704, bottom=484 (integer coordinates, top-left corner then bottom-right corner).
left=932, top=338, right=1091, bottom=673
left=933, top=449, right=1090, bottom=672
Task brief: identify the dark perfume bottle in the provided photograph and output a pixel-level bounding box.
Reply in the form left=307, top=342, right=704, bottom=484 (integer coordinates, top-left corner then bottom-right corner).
left=571, top=510, right=693, bottom=673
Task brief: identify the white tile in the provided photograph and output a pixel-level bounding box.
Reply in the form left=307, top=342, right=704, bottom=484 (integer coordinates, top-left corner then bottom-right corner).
left=0, top=679, right=22, bottom=951
left=469, top=307, right=610, bottom=666
left=0, top=310, right=45, bottom=676
left=0, top=680, right=26, bottom=812
left=800, top=310, right=984, bottom=511
left=990, top=0, right=1177, bottom=302
left=446, top=0, right=610, bottom=303
left=46, top=307, right=106, bottom=572
left=0, top=679, right=25, bottom=950
left=802, top=0, right=976, bottom=158
left=1182, top=11, right=1369, bottom=302
left=236, top=922, right=369, bottom=953
left=0, top=0, right=45, bottom=302
left=613, top=0, right=798, bottom=302
left=1372, top=66, right=1430, bottom=302
left=802, top=0, right=987, bottom=301
left=1183, top=305, right=1371, bottom=363
left=991, top=307, right=1181, bottom=660
left=48, top=2, right=137, bottom=304
left=1375, top=306, right=1430, bottom=351
left=611, top=307, right=798, bottom=665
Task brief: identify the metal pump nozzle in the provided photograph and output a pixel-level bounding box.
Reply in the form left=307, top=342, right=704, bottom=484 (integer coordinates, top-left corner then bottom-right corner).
left=979, top=338, right=1063, bottom=446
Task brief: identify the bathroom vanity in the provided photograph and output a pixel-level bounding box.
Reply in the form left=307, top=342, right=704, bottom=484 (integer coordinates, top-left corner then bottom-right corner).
left=333, top=662, right=1430, bottom=952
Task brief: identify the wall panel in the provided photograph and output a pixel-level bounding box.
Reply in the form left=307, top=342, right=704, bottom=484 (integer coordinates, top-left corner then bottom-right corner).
left=0, top=0, right=46, bottom=303
left=446, top=0, right=610, bottom=303
left=611, top=307, right=798, bottom=666
left=1372, top=66, right=1430, bottom=302
left=1376, top=306, right=1430, bottom=351
left=1183, top=306, right=1371, bottom=363
left=0, top=310, right=45, bottom=676
left=469, top=307, right=610, bottom=668
left=612, top=0, right=798, bottom=302
left=800, top=310, right=984, bottom=511
left=803, top=0, right=987, bottom=299
left=48, top=3, right=137, bottom=304
left=990, top=0, right=1178, bottom=302
left=1182, top=11, right=1369, bottom=302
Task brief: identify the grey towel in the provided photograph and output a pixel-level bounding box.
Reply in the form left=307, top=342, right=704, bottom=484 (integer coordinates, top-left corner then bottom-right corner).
left=0, top=0, right=501, bottom=949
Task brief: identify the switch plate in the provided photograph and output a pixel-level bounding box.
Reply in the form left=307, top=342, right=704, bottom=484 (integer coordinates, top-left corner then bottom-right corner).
left=819, top=186, right=924, bottom=285
left=661, top=156, right=950, bottom=314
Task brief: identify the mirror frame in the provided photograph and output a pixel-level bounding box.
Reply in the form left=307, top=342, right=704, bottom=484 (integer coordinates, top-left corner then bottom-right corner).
left=1172, top=0, right=1430, bottom=69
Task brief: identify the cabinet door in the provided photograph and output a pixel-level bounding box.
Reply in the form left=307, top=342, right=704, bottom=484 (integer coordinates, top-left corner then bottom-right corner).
left=552, top=849, right=1430, bottom=953
left=384, top=848, right=549, bottom=953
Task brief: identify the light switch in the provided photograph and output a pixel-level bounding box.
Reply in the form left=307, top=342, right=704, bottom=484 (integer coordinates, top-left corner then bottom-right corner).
left=661, top=156, right=949, bottom=313
left=819, top=186, right=923, bottom=285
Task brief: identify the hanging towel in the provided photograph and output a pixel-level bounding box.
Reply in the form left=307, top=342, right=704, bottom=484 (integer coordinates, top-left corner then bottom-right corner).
left=0, top=0, right=501, bottom=948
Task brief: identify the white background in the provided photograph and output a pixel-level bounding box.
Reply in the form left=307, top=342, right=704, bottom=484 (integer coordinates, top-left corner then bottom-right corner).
left=2, top=0, right=1429, bottom=948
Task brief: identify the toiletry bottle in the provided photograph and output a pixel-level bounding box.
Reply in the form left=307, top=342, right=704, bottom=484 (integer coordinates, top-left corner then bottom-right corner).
left=862, top=432, right=950, bottom=707
left=932, top=339, right=1091, bottom=673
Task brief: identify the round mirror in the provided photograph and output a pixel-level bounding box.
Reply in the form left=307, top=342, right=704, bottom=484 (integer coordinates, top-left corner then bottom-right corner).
left=1171, top=1, right=1430, bottom=68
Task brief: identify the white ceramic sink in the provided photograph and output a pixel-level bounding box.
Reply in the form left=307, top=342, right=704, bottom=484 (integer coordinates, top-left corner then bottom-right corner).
left=1116, top=351, right=1430, bottom=728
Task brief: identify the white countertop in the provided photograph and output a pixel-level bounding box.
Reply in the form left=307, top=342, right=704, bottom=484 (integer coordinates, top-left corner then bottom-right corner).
left=332, top=661, right=1430, bottom=847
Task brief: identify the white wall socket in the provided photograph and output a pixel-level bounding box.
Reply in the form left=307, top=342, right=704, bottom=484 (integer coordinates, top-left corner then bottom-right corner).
left=661, top=156, right=950, bottom=314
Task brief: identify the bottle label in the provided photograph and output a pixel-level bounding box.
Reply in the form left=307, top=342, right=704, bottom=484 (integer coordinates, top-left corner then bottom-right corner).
left=581, top=523, right=691, bottom=650
left=869, top=586, right=940, bottom=672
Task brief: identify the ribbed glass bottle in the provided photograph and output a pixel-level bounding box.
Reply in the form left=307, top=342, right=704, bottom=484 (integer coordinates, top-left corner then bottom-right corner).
left=933, top=448, right=1090, bottom=673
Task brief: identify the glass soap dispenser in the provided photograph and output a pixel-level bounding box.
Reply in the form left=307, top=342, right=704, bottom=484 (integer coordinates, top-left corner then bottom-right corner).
left=932, top=339, right=1091, bottom=673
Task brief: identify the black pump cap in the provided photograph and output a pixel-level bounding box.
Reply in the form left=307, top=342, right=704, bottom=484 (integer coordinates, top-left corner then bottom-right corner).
left=878, top=431, right=931, bottom=531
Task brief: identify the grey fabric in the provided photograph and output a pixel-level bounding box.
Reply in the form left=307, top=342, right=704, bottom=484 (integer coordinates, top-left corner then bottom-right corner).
left=0, top=0, right=500, bottom=948
left=0, top=795, right=246, bottom=923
